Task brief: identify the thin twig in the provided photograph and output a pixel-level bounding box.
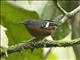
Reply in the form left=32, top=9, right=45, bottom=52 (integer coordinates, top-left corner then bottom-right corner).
left=54, top=0, right=68, bottom=15
left=54, top=1, right=80, bottom=16
left=59, top=5, right=80, bottom=25
left=69, top=6, right=80, bottom=16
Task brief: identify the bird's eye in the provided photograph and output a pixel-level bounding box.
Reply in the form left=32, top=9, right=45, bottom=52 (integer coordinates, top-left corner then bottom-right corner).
left=41, top=22, right=46, bottom=28
left=41, top=24, right=45, bottom=28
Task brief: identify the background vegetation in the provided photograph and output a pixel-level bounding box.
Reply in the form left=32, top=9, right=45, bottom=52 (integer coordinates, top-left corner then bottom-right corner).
left=0, top=0, right=80, bottom=60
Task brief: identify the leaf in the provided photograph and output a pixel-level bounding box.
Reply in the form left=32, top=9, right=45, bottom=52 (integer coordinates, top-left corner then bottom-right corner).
left=53, top=20, right=70, bottom=40
left=1, top=1, right=39, bottom=45
left=1, top=1, right=42, bottom=60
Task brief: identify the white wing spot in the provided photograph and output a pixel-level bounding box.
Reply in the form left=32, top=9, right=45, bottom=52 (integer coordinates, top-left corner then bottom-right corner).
left=45, top=22, right=50, bottom=28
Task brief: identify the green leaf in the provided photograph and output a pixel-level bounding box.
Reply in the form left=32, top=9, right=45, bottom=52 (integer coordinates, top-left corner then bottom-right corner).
left=1, top=1, right=42, bottom=60
left=1, top=1, right=39, bottom=45
left=5, top=49, right=43, bottom=60
left=53, top=20, right=70, bottom=40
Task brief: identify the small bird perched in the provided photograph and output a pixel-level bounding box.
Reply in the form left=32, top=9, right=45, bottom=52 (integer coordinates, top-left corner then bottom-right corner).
left=23, top=20, right=58, bottom=39
left=22, top=14, right=63, bottom=52
left=22, top=14, right=63, bottom=40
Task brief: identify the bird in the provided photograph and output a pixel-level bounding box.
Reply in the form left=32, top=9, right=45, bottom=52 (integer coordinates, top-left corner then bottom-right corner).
left=23, top=20, right=58, bottom=40
left=22, top=14, right=63, bottom=40
left=22, top=14, right=63, bottom=52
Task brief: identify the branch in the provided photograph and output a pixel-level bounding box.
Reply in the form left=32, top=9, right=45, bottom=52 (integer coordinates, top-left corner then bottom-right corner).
left=0, top=38, right=80, bottom=57
left=54, top=0, right=80, bottom=16
left=54, top=0, right=68, bottom=15
left=53, top=1, right=80, bottom=25
left=69, top=6, right=80, bottom=16
left=59, top=6, right=80, bottom=25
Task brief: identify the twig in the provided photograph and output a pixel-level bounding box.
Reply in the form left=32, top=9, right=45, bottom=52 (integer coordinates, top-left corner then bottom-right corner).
left=69, top=6, right=80, bottom=16
left=53, top=1, right=80, bottom=26
left=0, top=38, right=80, bottom=57
left=54, top=0, right=68, bottom=15
left=43, top=48, right=52, bottom=59
left=59, top=5, right=80, bottom=25
left=54, top=1, right=80, bottom=16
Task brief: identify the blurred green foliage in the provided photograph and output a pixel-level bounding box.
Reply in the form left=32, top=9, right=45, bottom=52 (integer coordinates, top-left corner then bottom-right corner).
left=1, top=1, right=43, bottom=60
left=1, top=1, right=39, bottom=45
left=0, top=1, right=73, bottom=60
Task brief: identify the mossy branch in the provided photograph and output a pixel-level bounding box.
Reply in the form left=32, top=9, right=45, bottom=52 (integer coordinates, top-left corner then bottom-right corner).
left=0, top=38, right=80, bottom=57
